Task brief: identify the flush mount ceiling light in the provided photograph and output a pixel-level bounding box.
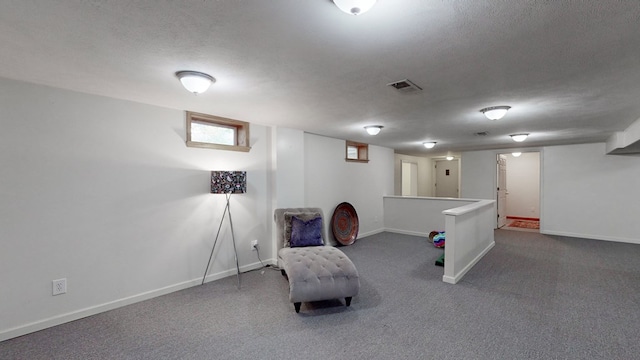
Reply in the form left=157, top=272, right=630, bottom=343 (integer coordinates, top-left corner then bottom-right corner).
left=365, top=125, right=383, bottom=135
left=512, top=152, right=522, bottom=157
left=446, top=156, right=454, bottom=161
left=175, top=71, right=216, bottom=94
left=333, top=0, right=377, bottom=15
left=480, top=106, right=511, bottom=120
left=423, top=142, right=437, bottom=149
left=510, top=133, right=529, bottom=142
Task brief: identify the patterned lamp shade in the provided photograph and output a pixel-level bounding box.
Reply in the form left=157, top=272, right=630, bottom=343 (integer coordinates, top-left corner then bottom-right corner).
left=211, top=171, right=247, bottom=194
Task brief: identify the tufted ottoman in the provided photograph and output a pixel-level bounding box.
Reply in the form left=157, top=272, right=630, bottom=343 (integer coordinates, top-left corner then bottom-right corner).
left=279, top=246, right=360, bottom=313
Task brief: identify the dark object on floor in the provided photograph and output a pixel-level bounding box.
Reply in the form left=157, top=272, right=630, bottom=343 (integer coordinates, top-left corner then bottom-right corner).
left=435, top=253, right=445, bottom=267
left=331, top=202, right=359, bottom=246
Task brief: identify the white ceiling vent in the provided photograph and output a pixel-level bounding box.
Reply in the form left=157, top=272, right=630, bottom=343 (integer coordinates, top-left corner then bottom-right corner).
left=387, top=79, right=422, bottom=94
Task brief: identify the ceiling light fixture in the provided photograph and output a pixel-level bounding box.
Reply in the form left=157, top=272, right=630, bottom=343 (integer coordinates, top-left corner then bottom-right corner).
left=176, top=71, right=216, bottom=94
left=512, top=152, right=522, bottom=157
left=333, top=0, right=377, bottom=15
left=446, top=156, right=454, bottom=161
left=423, top=142, right=437, bottom=149
left=510, top=133, right=529, bottom=142
left=365, top=125, right=383, bottom=135
left=480, top=106, right=511, bottom=120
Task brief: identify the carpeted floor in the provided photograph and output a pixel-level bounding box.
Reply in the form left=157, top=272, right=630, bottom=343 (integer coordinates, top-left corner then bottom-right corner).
left=2, top=230, right=640, bottom=359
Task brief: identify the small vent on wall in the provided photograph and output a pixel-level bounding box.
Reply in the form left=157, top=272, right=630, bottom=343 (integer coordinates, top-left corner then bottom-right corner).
left=474, top=131, right=489, bottom=136
left=387, top=79, right=422, bottom=94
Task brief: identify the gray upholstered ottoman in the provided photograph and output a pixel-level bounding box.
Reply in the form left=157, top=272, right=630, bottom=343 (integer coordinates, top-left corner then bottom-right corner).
left=274, top=207, right=360, bottom=313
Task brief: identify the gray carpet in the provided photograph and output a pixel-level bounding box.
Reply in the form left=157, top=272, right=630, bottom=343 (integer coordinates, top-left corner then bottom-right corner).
left=2, top=230, right=640, bottom=359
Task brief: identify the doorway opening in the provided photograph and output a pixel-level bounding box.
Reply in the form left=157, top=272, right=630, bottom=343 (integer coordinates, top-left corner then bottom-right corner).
left=401, top=161, right=418, bottom=196
left=496, top=151, right=541, bottom=231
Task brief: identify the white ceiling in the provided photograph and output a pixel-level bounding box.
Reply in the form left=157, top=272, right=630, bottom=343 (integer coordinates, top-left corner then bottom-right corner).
left=2, top=0, right=640, bottom=156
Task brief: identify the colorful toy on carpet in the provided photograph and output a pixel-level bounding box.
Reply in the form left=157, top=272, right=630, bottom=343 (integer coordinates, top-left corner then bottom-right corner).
left=429, top=231, right=445, bottom=248
left=435, top=253, right=445, bottom=267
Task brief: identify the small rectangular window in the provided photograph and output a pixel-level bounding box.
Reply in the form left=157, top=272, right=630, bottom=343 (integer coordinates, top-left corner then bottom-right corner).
left=347, top=145, right=359, bottom=160
left=186, top=112, right=250, bottom=152
left=345, top=140, right=369, bottom=163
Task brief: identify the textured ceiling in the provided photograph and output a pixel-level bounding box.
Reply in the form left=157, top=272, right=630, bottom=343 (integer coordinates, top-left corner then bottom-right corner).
left=1, top=0, right=640, bottom=156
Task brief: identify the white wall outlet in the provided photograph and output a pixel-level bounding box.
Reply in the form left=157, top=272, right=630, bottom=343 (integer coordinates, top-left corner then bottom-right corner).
left=52, top=278, right=67, bottom=296
left=251, top=239, right=258, bottom=250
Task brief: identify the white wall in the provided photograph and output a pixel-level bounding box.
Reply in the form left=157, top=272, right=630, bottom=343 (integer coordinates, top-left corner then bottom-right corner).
left=505, top=152, right=540, bottom=218
left=305, top=134, right=394, bottom=242
left=0, top=78, right=271, bottom=340
left=461, top=144, right=640, bottom=244
left=383, top=196, right=475, bottom=236
left=460, top=150, right=497, bottom=200
left=274, top=127, right=305, bottom=208
left=394, top=154, right=433, bottom=196
left=542, top=143, right=640, bottom=243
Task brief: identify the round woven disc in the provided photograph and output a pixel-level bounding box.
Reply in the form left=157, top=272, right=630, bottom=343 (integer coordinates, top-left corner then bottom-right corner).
left=331, top=202, right=359, bottom=246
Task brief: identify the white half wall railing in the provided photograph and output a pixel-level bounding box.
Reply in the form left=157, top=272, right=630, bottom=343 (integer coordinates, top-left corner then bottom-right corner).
left=442, top=200, right=495, bottom=284
left=383, top=196, right=496, bottom=284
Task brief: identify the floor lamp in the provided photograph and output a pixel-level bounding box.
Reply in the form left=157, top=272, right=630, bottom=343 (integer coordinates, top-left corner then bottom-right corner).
left=202, top=171, right=247, bottom=288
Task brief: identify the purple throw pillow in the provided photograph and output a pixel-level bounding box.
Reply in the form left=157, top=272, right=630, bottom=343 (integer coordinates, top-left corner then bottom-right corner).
left=290, top=215, right=323, bottom=247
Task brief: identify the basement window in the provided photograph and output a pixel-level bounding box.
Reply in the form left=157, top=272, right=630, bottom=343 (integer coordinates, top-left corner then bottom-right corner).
left=346, top=140, right=369, bottom=163
left=186, top=111, right=251, bottom=152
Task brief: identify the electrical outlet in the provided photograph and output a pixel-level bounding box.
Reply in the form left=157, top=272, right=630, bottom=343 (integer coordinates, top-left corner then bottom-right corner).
left=251, top=239, right=258, bottom=250
left=52, top=278, right=67, bottom=296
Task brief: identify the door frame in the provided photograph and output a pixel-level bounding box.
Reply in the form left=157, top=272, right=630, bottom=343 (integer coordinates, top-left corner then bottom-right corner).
left=432, top=157, right=461, bottom=198
left=494, top=150, right=543, bottom=230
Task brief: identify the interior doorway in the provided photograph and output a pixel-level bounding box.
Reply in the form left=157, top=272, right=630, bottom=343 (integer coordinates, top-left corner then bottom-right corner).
left=497, top=152, right=541, bottom=231
left=497, top=154, right=508, bottom=228
left=401, top=161, right=418, bottom=196
left=435, top=159, right=459, bottom=198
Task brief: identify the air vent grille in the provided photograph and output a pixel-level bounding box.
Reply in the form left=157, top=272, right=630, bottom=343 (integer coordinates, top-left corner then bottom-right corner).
left=474, top=131, right=489, bottom=136
left=387, top=79, right=422, bottom=94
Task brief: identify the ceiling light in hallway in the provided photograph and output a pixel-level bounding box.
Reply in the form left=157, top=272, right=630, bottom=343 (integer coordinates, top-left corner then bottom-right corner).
left=480, top=106, right=511, bottom=120
left=510, top=134, right=529, bottom=142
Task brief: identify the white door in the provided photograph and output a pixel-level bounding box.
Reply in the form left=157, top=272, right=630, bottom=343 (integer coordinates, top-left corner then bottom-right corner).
left=497, top=154, right=508, bottom=228
left=435, top=159, right=459, bottom=198
left=401, top=162, right=418, bottom=196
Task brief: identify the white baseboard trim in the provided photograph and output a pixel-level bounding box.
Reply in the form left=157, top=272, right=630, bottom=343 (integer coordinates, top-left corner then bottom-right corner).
left=541, top=230, right=640, bottom=245
left=357, top=228, right=386, bottom=239
left=0, top=260, right=271, bottom=342
left=442, top=241, right=495, bottom=284
left=383, top=228, right=429, bottom=237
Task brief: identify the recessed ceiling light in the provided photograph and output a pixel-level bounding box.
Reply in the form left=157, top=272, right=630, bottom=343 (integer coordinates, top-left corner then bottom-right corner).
left=480, top=106, right=511, bottom=120
left=365, top=125, right=383, bottom=135
left=423, top=142, right=437, bottom=149
left=510, top=133, right=529, bottom=142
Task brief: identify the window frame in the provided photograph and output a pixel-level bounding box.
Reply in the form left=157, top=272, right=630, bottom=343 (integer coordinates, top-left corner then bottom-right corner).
left=345, top=140, right=369, bottom=163
left=186, top=111, right=251, bottom=152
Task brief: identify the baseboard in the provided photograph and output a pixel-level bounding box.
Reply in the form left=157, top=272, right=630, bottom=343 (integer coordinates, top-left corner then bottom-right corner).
left=357, top=228, right=386, bottom=239
left=442, top=241, right=495, bottom=284
left=383, top=228, right=429, bottom=237
left=541, top=230, right=640, bottom=245
left=0, top=260, right=269, bottom=342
